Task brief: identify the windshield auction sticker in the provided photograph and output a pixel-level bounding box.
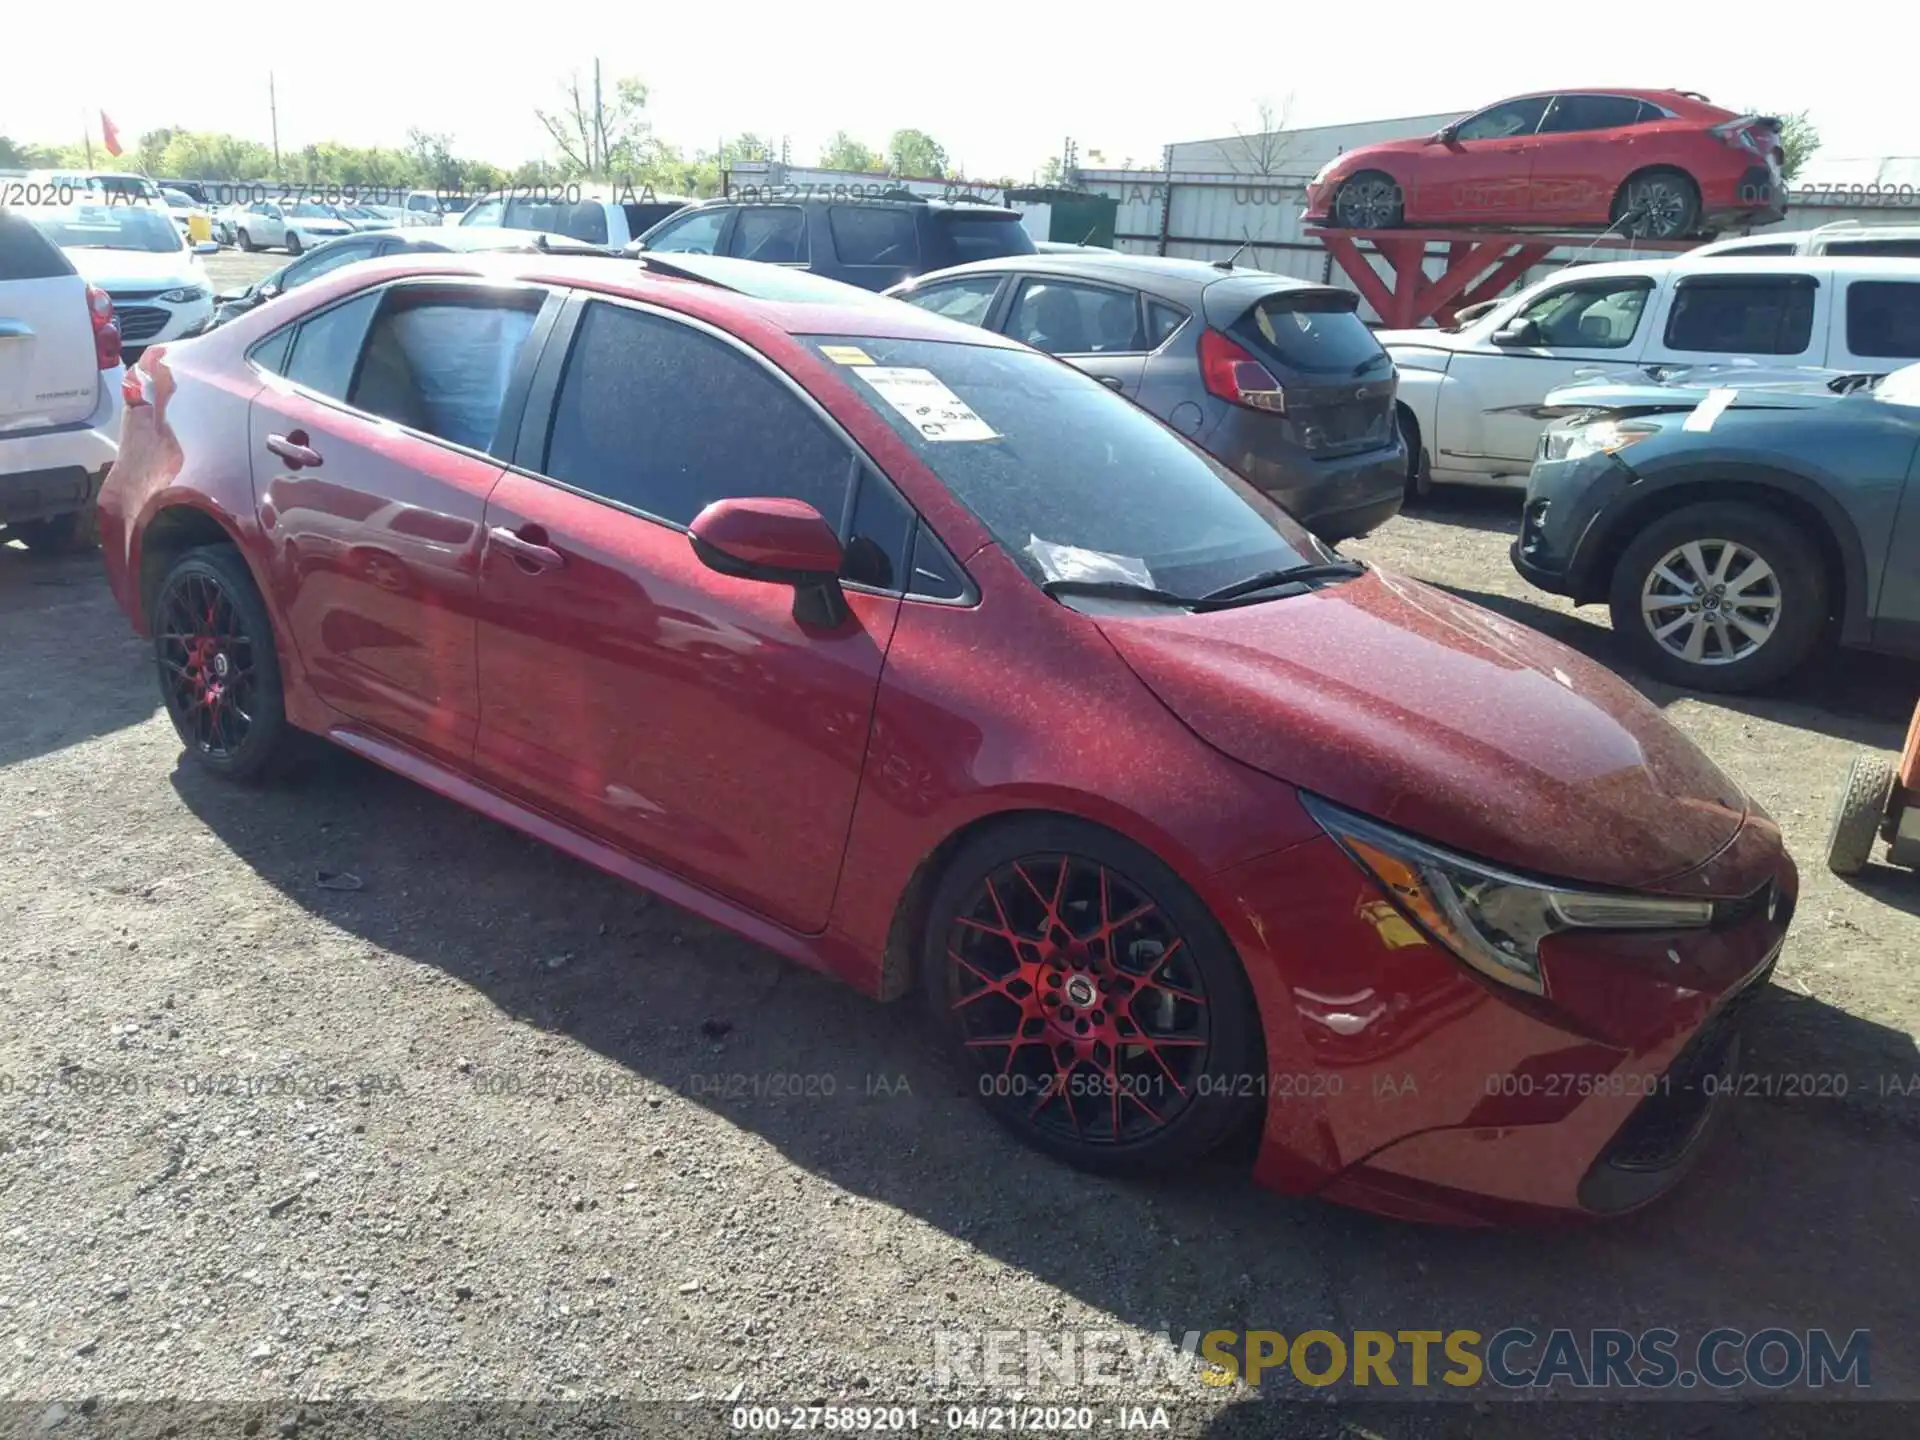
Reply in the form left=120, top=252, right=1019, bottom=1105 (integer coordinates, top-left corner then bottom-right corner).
left=854, top=366, right=1000, bottom=442
left=818, top=345, right=874, bottom=366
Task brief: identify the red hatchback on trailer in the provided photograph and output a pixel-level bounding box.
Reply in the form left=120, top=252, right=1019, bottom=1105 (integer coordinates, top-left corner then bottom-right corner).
left=1306, top=89, right=1787, bottom=240
left=99, top=250, right=1794, bottom=1224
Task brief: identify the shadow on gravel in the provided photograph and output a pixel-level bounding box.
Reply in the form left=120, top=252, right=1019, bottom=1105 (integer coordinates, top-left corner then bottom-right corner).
left=1397, top=488, right=1523, bottom=537
left=1436, top=579, right=1920, bottom=748
left=170, top=737, right=1920, bottom=1414
left=0, top=543, right=158, bottom=767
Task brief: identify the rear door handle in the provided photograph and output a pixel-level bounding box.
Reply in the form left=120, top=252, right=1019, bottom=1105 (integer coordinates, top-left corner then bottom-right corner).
left=488, top=524, right=565, bottom=573
left=266, top=431, right=322, bottom=468
left=1098, top=375, right=1125, bottom=390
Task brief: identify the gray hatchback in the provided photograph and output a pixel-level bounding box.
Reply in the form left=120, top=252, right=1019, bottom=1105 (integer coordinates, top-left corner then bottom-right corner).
left=886, top=253, right=1406, bottom=542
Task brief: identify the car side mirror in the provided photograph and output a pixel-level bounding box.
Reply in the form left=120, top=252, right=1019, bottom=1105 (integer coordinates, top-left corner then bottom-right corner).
left=688, top=497, right=849, bottom=627
left=1431, top=125, right=1458, bottom=145
left=1492, top=319, right=1543, bottom=347
left=258, top=283, right=281, bottom=301
left=194, top=240, right=220, bottom=255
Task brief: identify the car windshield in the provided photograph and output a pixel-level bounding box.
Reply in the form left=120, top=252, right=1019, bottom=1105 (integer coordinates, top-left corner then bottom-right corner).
left=1874, top=361, right=1920, bottom=406
left=30, top=204, right=183, bottom=253
left=1236, top=293, right=1390, bottom=376
left=288, top=203, right=335, bottom=219
left=805, top=335, right=1326, bottom=598
left=161, top=189, right=195, bottom=207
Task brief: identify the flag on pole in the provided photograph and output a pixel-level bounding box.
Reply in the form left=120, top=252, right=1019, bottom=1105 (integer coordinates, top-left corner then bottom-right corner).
left=101, top=111, right=124, bottom=158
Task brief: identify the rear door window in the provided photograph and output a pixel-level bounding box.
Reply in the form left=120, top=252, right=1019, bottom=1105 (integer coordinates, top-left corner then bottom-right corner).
left=346, top=289, right=545, bottom=451
left=1845, top=281, right=1920, bottom=359
left=282, top=291, right=382, bottom=396
left=1663, top=276, right=1817, bottom=354
left=1007, top=279, right=1144, bottom=355
left=828, top=206, right=918, bottom=266
left=728, top=206, right=808, bottom=264
left=1538, top=94, right=1648, bottom=133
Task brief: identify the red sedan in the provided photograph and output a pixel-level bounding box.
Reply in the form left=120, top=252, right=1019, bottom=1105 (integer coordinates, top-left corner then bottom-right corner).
left=99, top=250, right=1794, bottom=1224
left=1305, top=89, right=1786, bottom=240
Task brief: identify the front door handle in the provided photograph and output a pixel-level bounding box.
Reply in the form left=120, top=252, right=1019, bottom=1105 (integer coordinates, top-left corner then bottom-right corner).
left=488, top=524, right=565, bottom=573
left=266, top=431, right=321, bottom=468
left=1098, top=375, right=1125, bottom=390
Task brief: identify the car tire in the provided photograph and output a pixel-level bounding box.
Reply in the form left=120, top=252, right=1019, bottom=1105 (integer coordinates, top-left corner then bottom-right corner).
left=1613, top=169, right=1702, bottom=240
left=1331, top=171, right=1404, bottom=230
left=1398, top=406, right=1431, bottom=504
left=152, top=545, right=294, bottom=783
left=284, top=232, right=303, bottom=256
left=236, top=228, right=256, bottom=252
left=921, top=816, right=1263, bottom=1177
left=1825, top=754, right=1898, bottom=877
left=8, top=505, right=99, bottom=555
left=1608, top=502, right=1826, bottom=693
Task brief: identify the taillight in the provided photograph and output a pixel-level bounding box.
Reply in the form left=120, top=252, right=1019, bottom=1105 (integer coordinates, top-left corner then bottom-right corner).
left=1711, top=118, right=1774, bottom=157
left=1198, top=328, right=1287, bottom=413
left=87, top=284, right=122, bottom=369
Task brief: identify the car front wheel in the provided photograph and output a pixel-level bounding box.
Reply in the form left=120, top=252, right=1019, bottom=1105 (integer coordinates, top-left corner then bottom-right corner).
left=1608, top=502, right=1826, bottom=692
left=1331, top=171, right=1404, bottom=230
left=153, top=545, right=294, bottom=781
left=284, top=231, right=303, bottom=255
left=923, top=818, right=1263, bottom=1176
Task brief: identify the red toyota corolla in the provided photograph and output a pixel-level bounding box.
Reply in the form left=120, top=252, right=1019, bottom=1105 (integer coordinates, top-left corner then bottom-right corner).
left=99, top=250, right=1794, bottom=1224
left=1305, top=89, right=1786, bottom=240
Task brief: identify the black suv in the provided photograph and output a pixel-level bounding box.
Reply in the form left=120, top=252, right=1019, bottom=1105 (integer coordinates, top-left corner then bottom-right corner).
left=633, top=193, right=1036, bottom=291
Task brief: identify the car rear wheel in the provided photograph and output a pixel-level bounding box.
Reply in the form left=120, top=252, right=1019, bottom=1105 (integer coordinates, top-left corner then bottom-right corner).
left=8, top=506, right=99, bottom=555
left=1608, top=502, right=1826, bottom=692
left=1613, top=169, right=1701, bottom=240
left=922, top=818, right=1262, bottom=1176
left=1398, top=406, right=1430, bottom=503
left=153, top=545, right=293, bottom=782
left=1332, top=171, right=1404, bottom=229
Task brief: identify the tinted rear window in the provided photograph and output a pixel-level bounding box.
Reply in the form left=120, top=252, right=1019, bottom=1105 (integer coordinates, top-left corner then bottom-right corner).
left=0, top=213, right=75, bottom=280
left=1235, top=294, right=1390, bottom=377
left=504, top=199, right=608, bottom=245
left=829, top=206, right=918, bottom=266
left=1825, top=239, right=1920, bottom=258
left=806, top=335, right=1321, bottom=597
left=939, top=214, right=1037, bottom=264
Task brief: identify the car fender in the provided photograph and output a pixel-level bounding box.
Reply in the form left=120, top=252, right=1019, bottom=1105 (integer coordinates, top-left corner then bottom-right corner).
left=1579, top=457, right=1874, bottom=643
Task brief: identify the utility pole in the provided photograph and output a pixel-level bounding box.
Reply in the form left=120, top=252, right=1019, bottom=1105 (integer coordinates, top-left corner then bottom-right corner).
left=269, top=72, right=281, bottom=177
left=83, top=110, right=94, bottom=167
left=592, top=58, right=605, bottom=177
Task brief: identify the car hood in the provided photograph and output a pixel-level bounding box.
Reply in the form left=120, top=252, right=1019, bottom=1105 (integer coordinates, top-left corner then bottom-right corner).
left=63, top=247, right=206, bottom=289
left=1518, top=367, right=1859, bottom=420
left=1098, top=569, right=1749, bottom=891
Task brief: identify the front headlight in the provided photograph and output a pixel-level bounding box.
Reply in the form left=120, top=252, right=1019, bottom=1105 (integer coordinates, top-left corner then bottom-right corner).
left=1303, top=794, right=1712, bottom=995
left=1540, top=419, right=1658, bottom=464
left=156, top=285, right=211, bottom=305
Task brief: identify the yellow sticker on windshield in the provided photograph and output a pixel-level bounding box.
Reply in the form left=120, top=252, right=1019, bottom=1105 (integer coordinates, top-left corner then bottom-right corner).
left=820, top=345, right=874, bottom=366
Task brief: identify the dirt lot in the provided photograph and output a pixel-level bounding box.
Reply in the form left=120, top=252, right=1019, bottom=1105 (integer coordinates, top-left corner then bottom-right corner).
left=3, top=455, right=1918, bottom=1432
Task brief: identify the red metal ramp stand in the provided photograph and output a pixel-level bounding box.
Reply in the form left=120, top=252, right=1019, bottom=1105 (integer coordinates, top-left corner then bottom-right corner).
left=1307, top=227, right=1696, bottom=329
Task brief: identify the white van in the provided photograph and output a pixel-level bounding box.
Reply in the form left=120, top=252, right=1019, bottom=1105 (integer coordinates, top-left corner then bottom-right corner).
left=1386, top=254, right=1920, bottom=489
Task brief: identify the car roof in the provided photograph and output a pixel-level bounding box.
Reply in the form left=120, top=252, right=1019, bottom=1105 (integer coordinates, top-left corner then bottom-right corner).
left=278, top=251, right=1029, bottom=347
left=1488, top=88, right=1737, bottom=118
left=899, top=250, right=1336, bottom=301
left=1510, top=252, right=1920, bottom=288
left=682, top=194, right=1023, bottom=220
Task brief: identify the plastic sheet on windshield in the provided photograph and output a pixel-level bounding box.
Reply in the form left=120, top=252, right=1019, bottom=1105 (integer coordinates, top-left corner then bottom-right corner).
left=1026, top=535, right=1154, bottom=588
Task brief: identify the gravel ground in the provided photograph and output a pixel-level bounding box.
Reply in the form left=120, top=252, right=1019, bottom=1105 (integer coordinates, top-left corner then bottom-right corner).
left=3, top=455, right=1918, bottom=1436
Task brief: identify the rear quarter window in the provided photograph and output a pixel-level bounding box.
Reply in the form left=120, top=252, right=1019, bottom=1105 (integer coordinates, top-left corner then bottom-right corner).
left=828, top=206, right=918, bottom=266
left=0, top=213, right=77, bottom=280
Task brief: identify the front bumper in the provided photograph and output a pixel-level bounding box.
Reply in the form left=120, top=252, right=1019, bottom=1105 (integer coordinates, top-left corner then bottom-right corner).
left=0, top=371, right=122, bottom=525
left=110, top=293, right=215, bottom=359
left=1509, top=446, right=1639, bottom=604
left=1208, top=822, right=1796, bottom=1224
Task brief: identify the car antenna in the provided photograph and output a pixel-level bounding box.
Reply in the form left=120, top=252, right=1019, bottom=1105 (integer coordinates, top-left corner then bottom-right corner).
left=1214, top=238, right=1253, bottom=271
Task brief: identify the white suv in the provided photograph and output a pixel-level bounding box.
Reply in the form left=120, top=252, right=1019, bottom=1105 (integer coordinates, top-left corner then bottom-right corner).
left=454, top=189, right=689, bottom=248
left=29, top=202, right=217, bottom=360
left=1689, top=221, right=1920, bottom=260
left=1, top=209, right=125, bottom=552
left=1386, top=254, right=1920, bottom=490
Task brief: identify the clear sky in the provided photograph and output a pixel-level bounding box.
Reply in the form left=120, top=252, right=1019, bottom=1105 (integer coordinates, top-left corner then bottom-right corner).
left=4, top=1, right=1913, bottom=177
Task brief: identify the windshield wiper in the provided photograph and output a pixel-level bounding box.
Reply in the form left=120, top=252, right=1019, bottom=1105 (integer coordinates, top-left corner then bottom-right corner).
left=1040, top=579, right=1194, bottom=607
left=1195, top=560, right=1366, bottom=607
